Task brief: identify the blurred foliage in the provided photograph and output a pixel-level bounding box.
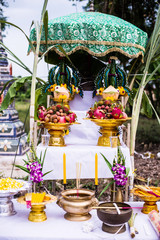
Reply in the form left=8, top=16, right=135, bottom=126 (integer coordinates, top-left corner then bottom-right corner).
left=0, top=0, right=9, bottom=31
left=136, top=117, right=160, bottom=144
left=71, top=0, right=159, bottom=37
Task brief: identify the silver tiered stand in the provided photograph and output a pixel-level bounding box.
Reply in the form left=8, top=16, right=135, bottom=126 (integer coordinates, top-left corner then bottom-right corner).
left=0, top=180, right=30, bottom=216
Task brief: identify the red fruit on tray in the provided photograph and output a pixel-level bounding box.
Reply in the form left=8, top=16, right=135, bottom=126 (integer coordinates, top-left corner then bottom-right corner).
left=69, top=113, right=77, bottom=123
left=94, top=109, right=105, bottom=119
left=56, top=104, right=62, bottom=109
left=59, top=116, right=66, bottom=123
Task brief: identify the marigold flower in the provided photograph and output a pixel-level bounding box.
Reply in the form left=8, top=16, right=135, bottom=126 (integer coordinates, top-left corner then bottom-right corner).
left=60, top=83, right=67, bottom=89
left=58, top=94, right=67, bottom=100
left=49, top=84, right=57, bottom=92
left=118, top=86, right=126, bottom=96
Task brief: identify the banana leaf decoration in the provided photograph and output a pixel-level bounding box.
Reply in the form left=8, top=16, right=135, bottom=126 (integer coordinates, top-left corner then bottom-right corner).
left=93, top=59, right=130, bottom=97
left=42, top=61, right=83, bottom=97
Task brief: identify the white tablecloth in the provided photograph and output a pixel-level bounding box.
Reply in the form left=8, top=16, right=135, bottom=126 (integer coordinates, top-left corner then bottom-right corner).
left=0, top=200, right=159, bottom=240
left=37, top=145, right=131, bottom=180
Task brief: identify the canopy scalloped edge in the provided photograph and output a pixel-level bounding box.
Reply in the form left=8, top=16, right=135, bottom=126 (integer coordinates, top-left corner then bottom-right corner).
left=28, top=42, right=144, bottom=61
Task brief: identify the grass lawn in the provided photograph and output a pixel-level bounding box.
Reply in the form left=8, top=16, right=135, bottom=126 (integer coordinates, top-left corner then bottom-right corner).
left=136, top=117, right=160, bottom=144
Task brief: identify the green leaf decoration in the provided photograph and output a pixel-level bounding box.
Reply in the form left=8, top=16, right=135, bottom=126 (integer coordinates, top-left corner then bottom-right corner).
left=98, top=179, right=114, bottom=200
left=141, top=92, right=153, bottom=118
left=0, top=20, right=35, bottom=54
left=126, top=167, right=130, bottom=177
left=43, top=10, right=48, bottom=50
left=43, top=169, right=53, bottom=177
left=0, top=78, right=15, bottom=96
left=41, top=148, right=47, bottom=169
left=14, top=165, right=29, bottom=174
left=100, top=153, right=114, bottom=174
left=0, top=76, right=32, bottom=110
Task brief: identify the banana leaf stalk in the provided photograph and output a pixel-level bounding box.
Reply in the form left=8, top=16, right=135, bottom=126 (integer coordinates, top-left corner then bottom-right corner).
left=130, top=6, right=160, bottom=199
left=128, top=212, right=138, bottom=238
left=30, top=0, right=48, bottom=146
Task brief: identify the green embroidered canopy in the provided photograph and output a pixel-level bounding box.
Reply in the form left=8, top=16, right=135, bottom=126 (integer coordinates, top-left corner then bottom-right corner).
left=28, top=12, right=148, bottom=62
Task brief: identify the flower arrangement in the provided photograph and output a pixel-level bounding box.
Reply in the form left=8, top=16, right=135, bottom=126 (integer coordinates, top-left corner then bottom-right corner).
left=99, top=146, right=130, bottom=199
left=38, top=103, right=77, bottom=124
left=15, top=146, right=52, bottom=185
left=86, top=98, right=127, bottom=120
left=42, top=62, right=83, bottom=98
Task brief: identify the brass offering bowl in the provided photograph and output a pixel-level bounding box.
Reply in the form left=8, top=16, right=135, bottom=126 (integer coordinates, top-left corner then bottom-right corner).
left=17, top=194, right=57, bottom=222
left=97, top=202, right=132, bottom=234
left=57, top=189, right=98, bottom=221
left=131, top=187, right=160, bottom=214
left=85, top=118, right=131, bottom=147
left=42, top=122, right=79, bottom=147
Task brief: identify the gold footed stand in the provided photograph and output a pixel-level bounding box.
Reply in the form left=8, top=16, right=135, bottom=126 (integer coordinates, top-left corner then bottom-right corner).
left=87, top=118, right=131, bottom=147
left=131, top=187, right=160, bottom=214
left=29, top=205, right=47, bottom=222
left=44, top=122, right=71, bottom=147
left=64, top=212, right=91, bottom=222
left=43, top=122, right=80, bottom=147
left=142, top=200, right=159, bottom=214
left=17, top=194, right=57, bottom=222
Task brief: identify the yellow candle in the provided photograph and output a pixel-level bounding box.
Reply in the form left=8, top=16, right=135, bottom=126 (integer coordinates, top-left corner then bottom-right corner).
left=63, top=153, right=66, bottom=184
left=95, top=153, right=98, bottom=185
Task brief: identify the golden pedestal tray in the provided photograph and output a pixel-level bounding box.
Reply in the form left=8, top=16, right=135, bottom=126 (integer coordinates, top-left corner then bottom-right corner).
left=85, top=118, right=131, bottom=147
left=42, top=122, right=80, bottom=147
left=17, top=194, right=57, bottom=222
left=132, top=187, right=160, bottom=214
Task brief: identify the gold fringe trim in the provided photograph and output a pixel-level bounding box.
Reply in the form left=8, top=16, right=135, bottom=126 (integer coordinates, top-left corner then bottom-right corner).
left=31, top=39, right=145, bottom=52
left=28, top=45, right=144, bottom=61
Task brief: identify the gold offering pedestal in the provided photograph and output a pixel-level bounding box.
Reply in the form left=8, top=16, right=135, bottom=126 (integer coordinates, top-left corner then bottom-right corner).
left=42, top=122, right=79, bottom=147
left=85, top=118, right=131, bottom=147
left=132, top=187, right=160, bottom=214
left=17, top=194, right=57, bottom=222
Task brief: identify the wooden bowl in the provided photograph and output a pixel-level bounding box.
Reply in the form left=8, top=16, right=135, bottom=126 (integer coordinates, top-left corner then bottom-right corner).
left=97, top=202, right=132, bottom=234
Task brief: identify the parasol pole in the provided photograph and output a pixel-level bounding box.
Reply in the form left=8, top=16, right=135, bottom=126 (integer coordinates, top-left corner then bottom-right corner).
left=30, top=0, right=48, bottom=148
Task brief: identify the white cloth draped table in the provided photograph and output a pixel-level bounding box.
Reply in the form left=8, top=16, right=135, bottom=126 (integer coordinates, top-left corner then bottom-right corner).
left=0, top=200, right=159, bottom=240
left=37, top=144, right=131, bottom=180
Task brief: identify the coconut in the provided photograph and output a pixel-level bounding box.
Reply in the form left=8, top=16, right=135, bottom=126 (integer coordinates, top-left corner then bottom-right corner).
left=54, top=86, right=70, bottom=100
left=102, top=85, right=119, bottom=100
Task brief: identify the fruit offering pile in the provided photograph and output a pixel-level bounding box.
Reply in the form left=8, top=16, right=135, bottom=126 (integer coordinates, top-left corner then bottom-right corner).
left=86, top=99, right=128, bottom=120
left=38, top=104, right=77, bottom=123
